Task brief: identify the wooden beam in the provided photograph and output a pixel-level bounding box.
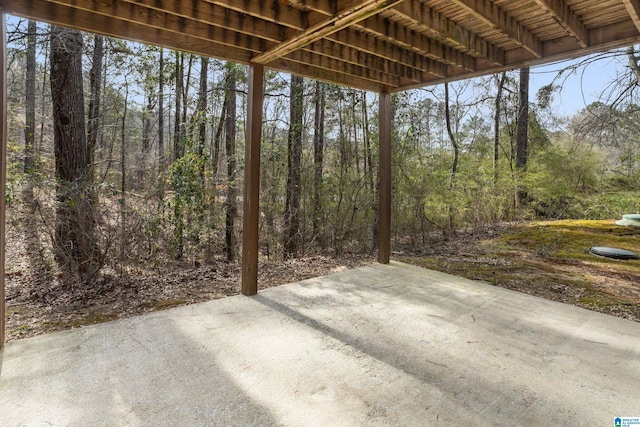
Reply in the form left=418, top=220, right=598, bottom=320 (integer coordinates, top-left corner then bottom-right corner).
left=0, top=10, right=6, bottom=349
left=252, top=0, right=402, bottom=64
left=241, top=64, right=264, bottom=296
left=330, top=29, right=448, bottom=78
left=3, top=0, right=254, bottom=63
left=532, top=0, right=588, bottom=47
left=217, top=0, right=451, bottom=77
left=359, top=14, right=476, bottom=71
left=391, top=0, right=505, bottom=65
left=295, top=0, right=475, bottom=70
left=622, top=0, right=640, bottom=33
left=378, top=91, right=391, bottom=264
left=451, top=0, right=543, bottom=58
left=394, top=19, right=640, bottom=92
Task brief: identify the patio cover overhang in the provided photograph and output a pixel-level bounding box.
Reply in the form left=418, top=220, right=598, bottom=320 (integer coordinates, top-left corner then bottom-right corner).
left=1, top=0, right=640, bottom=347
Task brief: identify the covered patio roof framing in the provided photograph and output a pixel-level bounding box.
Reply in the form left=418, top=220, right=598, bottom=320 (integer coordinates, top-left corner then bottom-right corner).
left=1, top=0, right=640, bottom=347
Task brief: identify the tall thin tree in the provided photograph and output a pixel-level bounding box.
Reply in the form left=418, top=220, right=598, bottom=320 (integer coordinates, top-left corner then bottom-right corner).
left=516, top=67, right=530, bottom=205
left=87, top=35, right=104, bottom=183
left=158, top=48, right=165, bottom=201
left=494, top=72, right=506, bottom=185
left=224, top=64, right=237, bottom=261
left=23, top=20, right=36, bottom=203
left=444, top=82, right=459, bottom=230
left=284, top=75, right=304, bottom=258
left=312, top=80, right=325, bottom=245
left=196, top=56, right=209, bottom=185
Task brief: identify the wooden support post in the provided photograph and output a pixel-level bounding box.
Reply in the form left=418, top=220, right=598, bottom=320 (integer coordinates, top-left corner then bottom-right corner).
left=378, top=91, right=391, bottom=264
left=0, top=12, right=6, bottom=349
left=241, top=63, right=264, bottom=296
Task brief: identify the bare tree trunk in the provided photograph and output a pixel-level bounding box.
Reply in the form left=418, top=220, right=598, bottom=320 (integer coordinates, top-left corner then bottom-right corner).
left=444, top=82, right=459, bottom=230
left=494, top=72, right=506, bottom=185
left=158, top=48, right=165, bottom=202
left=173, top=51, right=184, bottom=259
left=627, top=46, right=640, bottom=84
left=224, top=65, right=237, bottom=261
left=516, top=67, right=530, bottom=170
left=516, top=67, right=530, bottom=205
left=362, top=91, right=376, bottom=252
left=23, top=20, right=36, bottom=204
left=120, top=83, right=129, bottom=268
left=312, top=81, right=325, bottom=246
left=173, top=51, right=184, bottom=161
left=88, top=35, right=103, bottom=184
left=351, top=90, right=360, bottom=176
left=197, top=56, right=209, bottom=185
left=212, top=102, right=226, bottom=179
left=50, top=26, right=100, bottom=284
left=284, top=75, right=303, bottom=258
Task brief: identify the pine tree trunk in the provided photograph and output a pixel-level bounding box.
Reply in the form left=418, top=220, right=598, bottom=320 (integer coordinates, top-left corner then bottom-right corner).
left=50, top=25, right=100, bottom=284
left=158, top=48, right=165, bottom=202
left=312, top=81, right=325, bottom=246
left=212, top=102, right=226, bottom=179
left=173, top=52, right=184, bottom=162
left=172, top=51, right=185, bottom=259
left=224, top=65, right=237, bottom=262
left=494, top=72, right=506, bottom=185
left=23, top=20, right=36, bottom=204
left=197, top=56, right=209, bottom=186
left=516, top=67, right=529, bottom=170
left=87, top=35, right=103, bottom=184
left=516, top=67, right=530, bottom=205
left=284, top=75, right=303, bottom=258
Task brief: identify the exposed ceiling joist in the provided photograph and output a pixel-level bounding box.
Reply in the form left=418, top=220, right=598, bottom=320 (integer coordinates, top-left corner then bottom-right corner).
left=533, top=0, right=588, bottom=47
left=622, top=0, right=640, bottom=32
left=451, top=0, right=544, bottom=58
left=359, top=14, right=476, bottom=71
left=2, top=0, right=640, bottom=92
left=252, top=0, right=402, bottom=64
left=391, top=0, right=505, bottom=66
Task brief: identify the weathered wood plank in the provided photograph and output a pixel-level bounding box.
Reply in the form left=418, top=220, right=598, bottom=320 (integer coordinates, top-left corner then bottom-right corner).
left=378, top=91, right=391, bottom=264
left=451, top=0, right=544, bottom=57
left=532, top=0, right=588, bottom=47
left=622, top=0, right=640, bottom=33
left=3, top=0, right=255, bottom=63
left=392, top=0, right=505, bottom=65
left=252, top=0, right=402, bottom=64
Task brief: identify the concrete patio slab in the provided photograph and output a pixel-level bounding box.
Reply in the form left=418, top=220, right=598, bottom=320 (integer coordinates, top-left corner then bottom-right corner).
left=1, top=261, right=639, bottom=426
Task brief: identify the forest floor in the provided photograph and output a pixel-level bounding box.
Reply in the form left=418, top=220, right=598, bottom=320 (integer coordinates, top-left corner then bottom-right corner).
left=5, top=209, right=640, bottom=342
left=399, top=220, right=640, bottom=322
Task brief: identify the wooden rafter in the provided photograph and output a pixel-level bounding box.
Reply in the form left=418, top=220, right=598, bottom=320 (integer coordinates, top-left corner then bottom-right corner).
left=34, top=0, right=409, bottom=89
left=295, top=0, right=476, bottom=71
left=391, top=0, right=505, bottom=66
left=252, top=0, right=403, bottom=64
left=451, top=0, right=544, bottom=58
left=533, top=0, right=588, bottom=48
left=359, top=13, right=476, bottom=71
left=0, top=0, right=638, bottom=93
left=622, top=0, right=640, bottom=33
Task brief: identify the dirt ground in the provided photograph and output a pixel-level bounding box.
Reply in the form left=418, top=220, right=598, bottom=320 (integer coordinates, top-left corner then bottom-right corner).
left=5, top=212, right=640, bottom=342
left=4, top=207, right=371, bottom=342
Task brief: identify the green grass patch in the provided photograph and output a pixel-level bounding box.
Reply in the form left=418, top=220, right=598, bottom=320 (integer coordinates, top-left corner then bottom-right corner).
left=401, top=220, right=640, bottom=320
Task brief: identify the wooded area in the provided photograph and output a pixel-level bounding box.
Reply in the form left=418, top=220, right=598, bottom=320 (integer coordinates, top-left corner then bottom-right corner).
left=5, top=20, right=640, bottom=288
